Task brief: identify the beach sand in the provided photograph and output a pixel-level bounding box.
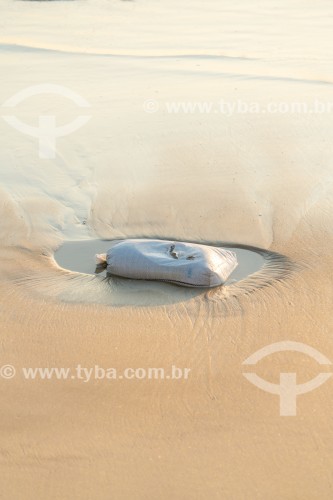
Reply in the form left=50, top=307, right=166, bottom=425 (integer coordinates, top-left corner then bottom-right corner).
left=0, top=0, right=333, bottom=498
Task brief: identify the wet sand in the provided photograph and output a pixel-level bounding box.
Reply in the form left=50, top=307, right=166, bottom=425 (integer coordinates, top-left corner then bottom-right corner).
left=1, top=0, right=333, bottom=499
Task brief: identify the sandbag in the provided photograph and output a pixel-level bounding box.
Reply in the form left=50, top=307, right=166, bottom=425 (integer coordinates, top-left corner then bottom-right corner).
left=97, top=239, right=238, bottom=288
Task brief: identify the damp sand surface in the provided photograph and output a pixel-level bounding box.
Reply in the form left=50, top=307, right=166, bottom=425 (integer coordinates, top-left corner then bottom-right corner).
left=1, top=1, right=333, bottom=499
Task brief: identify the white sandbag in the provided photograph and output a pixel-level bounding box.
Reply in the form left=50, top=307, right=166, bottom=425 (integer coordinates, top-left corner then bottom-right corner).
left=101, top=239, right=238, bottom=287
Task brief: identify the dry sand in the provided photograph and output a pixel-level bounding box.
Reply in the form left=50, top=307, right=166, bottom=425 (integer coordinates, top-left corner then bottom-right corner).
left=0, top=0, right=333, bottom=498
